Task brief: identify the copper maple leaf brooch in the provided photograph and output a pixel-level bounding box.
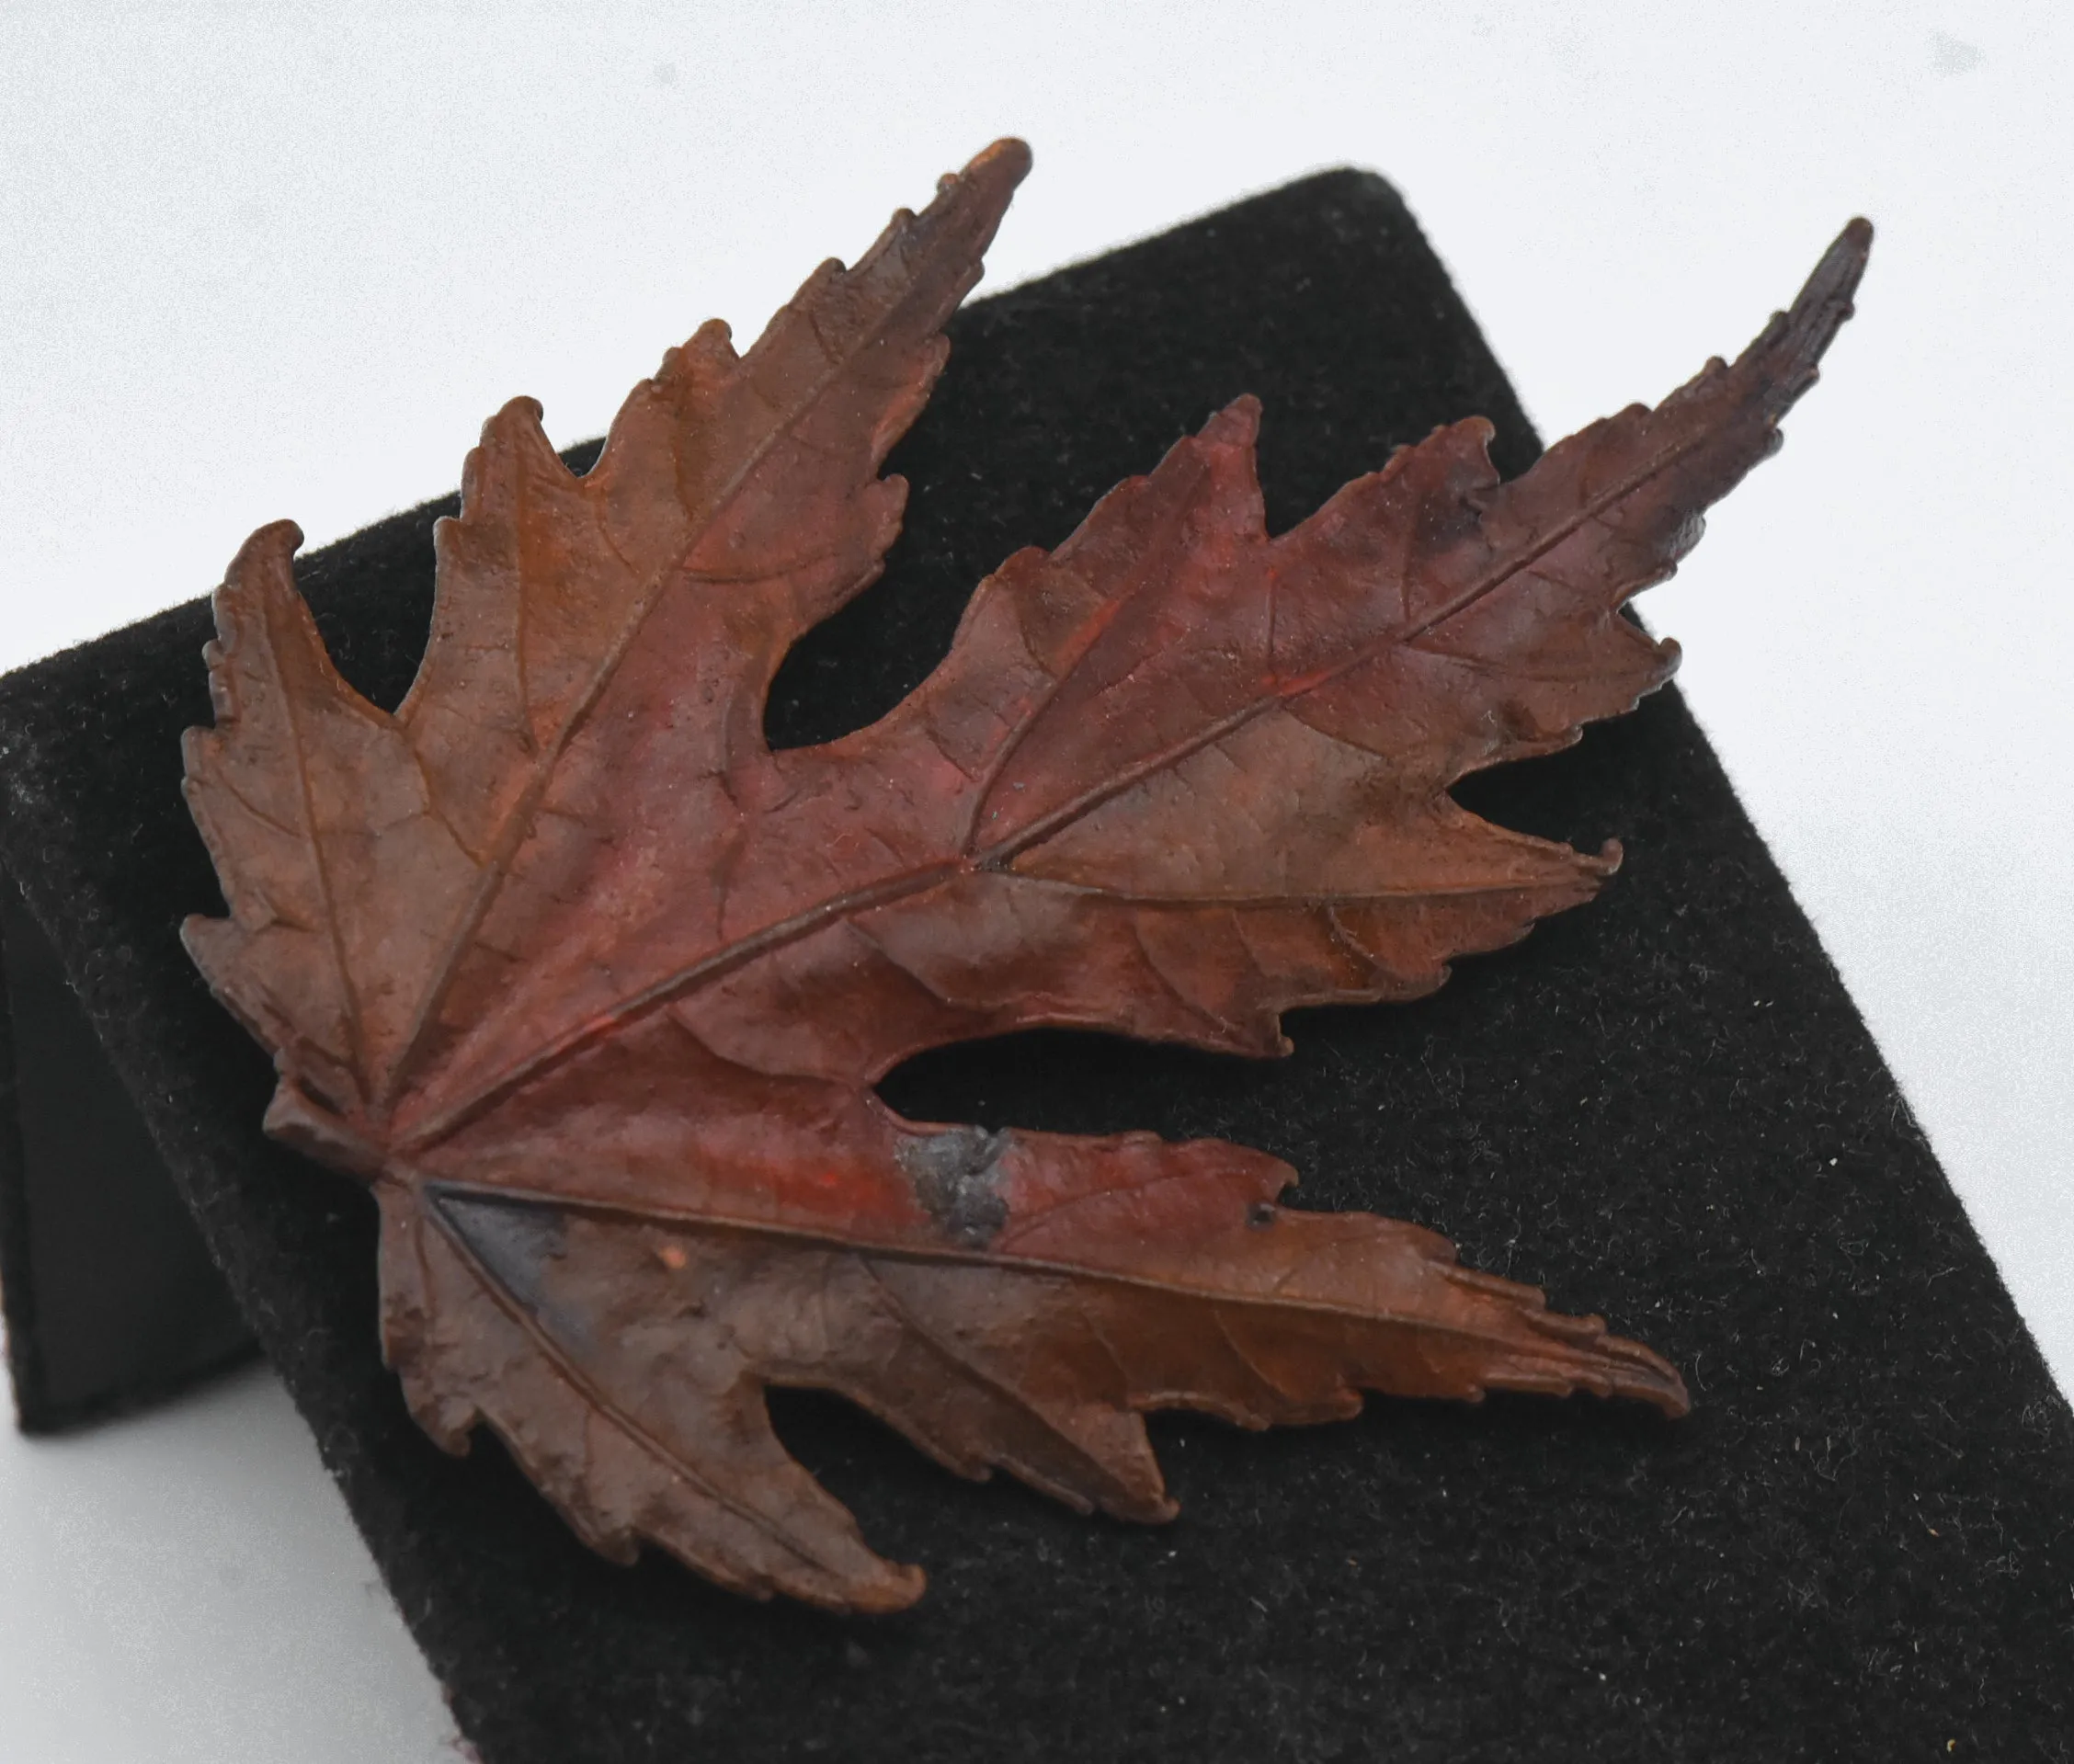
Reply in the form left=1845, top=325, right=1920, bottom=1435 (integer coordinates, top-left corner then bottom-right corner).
left=181, top=140, right=1868, bottom=1611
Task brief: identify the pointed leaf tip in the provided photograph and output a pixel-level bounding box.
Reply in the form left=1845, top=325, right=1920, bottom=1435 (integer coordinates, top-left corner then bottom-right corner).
left=1202, top=393, right=1263, bottom=446
left=231, top=518, right=303, bottom=570
left=966, top=136, right=1033, bottom=184
left=1744, top=216, right=1873, bottom=414
left=1795, top=216, right=1875, bottom=319
left=1593, top=1329, right=1692, bottom=1417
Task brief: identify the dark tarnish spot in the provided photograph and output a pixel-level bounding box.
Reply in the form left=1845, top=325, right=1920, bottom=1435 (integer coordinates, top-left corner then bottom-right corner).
left=897, top=1126, right=1012, bottom=1247
left=428, top=1187, right=590, bottom=1351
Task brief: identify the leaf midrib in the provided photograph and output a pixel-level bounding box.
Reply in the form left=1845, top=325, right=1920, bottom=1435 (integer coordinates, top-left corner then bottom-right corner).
left=425, top=1177, right=1622, bottom=1357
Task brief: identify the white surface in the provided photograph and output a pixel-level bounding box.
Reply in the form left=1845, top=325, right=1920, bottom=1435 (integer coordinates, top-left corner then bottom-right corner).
left=0, top=1349, right=453, bottom=1761
left=2, top=4, right=2068, bottom=1758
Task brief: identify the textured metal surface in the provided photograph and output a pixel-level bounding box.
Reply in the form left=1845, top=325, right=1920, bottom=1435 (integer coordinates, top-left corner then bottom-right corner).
left=178, top=142, right=1866, bottom=1610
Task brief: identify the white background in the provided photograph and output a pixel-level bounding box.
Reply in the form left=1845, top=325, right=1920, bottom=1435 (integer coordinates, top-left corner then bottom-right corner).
left=3, top=4, right=2068, bottom=1758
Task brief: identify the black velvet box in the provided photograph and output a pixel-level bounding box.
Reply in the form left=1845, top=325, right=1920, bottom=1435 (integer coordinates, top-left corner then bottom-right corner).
left=3, top=170, right=2069, bottom=1762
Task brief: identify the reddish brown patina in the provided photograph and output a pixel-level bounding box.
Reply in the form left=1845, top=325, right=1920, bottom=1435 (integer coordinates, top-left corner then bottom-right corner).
left=179, top=140, right=1869, bottom=1612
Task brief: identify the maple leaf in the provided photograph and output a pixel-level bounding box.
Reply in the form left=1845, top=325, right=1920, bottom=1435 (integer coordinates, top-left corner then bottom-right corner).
left=180, top=140, right=1869, bottom=1612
